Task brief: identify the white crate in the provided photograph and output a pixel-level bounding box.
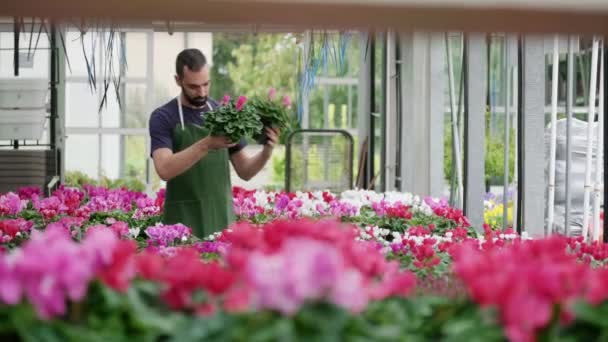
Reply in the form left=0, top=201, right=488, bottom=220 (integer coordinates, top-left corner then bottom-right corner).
left=0, top=108, right=47, bottom=140
left=0, top=79, right=49, bottom=109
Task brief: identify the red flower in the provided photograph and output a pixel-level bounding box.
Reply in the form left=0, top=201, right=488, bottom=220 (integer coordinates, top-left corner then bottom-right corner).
left=154, top=188, right=166, bottom=210
left=199, top=262, right=236, bottom=295
left=98, top=240, right=137, bottom=292
left=235, top=95, right=247, bottom=111
left=136, top=252, right=165, bottom=280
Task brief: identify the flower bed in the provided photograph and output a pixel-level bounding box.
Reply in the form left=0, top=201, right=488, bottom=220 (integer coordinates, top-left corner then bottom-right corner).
left=1, top=185, right=608, bottom=341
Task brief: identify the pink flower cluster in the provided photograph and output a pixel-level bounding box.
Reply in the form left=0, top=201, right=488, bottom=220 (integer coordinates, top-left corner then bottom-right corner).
left=145, top=223, right=192, bottom=247
left=17, top=186, right=41, bottom=200
left=220, top=219, right=417, bottom=315
left=33, top=196, right=69, bottom=220
left=372, top=201, right=413, bottom=219
left=132, top=197, right=161, bottom=220
left=0, top=218, right=33, bottom=243
left=81, top=185, right=148, bottom=214
left=0, top=225, right=133, bottom=319
left=0, top=192, right=27, bottom=216
left=451, top=236, right=608, bottom=342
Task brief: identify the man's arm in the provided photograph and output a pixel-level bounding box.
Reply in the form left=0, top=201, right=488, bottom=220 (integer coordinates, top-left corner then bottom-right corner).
left=153, top=136, right=236, bottom=182
left=230, top=127, right=278, bottom=181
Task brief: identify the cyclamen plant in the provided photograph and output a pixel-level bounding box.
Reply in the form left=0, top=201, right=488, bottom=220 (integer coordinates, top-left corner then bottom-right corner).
left=203, top=95, right=263, bottom=143
left=249, top=88, right=294, bottom=144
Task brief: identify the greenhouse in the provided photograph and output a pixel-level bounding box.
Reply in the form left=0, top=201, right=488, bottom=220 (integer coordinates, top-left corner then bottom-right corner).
left=0, top=1, right=608, bottom=341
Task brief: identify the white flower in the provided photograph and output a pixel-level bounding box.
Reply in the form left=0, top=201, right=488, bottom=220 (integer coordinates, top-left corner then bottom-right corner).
left=128, top=228, right=140, bottom=239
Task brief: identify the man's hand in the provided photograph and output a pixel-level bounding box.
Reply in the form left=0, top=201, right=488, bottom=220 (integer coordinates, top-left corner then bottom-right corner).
left=230, top=127, right=280, bottom=181
left=263, top=127, right=280, bottom=154
left=202, top=135, right=237, bottom=150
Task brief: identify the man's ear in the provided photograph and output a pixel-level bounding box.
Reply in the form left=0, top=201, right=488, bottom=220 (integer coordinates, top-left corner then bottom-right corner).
left=174, top=75, right=181, bottom=87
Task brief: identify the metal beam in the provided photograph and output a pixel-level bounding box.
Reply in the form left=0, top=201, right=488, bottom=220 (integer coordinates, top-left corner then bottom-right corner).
left=604, top=39, right=608, bottom=242
left=3, top=1, right=608, bottom=35
left=385, top=30, right=398, bottom=191
left=428, top=32, right=445, bottom=198
left=50, top=22, right=66, bottom=185
left=520, top=34, right=547, bottom=237
left=463, top=33, right=486, bottom=231
left=399, top=32, right=445, bottom=198
left=357, top=32, right=372, bottom=189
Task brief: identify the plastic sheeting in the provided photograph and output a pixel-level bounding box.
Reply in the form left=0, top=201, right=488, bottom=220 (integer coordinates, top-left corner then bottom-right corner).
left=545, top=118, right=603, bottom=236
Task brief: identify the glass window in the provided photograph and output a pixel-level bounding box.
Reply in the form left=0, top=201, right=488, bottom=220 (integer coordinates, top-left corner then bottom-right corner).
left=124, top=84, right=148, bottom=128
left=101, top=134, right=120, bottom=179
left=124, top=135, right=146, bottom=180
left=125, top=32, right=148, bottom=78
left=65, top=134, right=99, bottom=178
left=65, top=82, right=99, bottom=127
left=153, top=32, right=184, bottom=108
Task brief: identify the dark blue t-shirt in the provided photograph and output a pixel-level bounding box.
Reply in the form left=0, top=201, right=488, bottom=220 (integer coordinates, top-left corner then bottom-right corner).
left=149, top=98, right=247, bottom=156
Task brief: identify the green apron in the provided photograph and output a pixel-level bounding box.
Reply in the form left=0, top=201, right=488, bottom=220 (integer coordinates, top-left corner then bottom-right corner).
left=162, top=97, right=235, bottom=238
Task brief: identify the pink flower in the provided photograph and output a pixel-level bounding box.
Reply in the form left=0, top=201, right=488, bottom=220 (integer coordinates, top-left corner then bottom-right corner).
left=0, top=192, right=27, bottom=216
left=451, top=236, right=590, bottom=342
left=110, top=221, right=130, bottom=238
left=145, top=223, right=191, bottom=246
left=0, top=253, right=21, bottom=304
left=268, top=88, right=277, bottom=100
left=17, top=186, right=41, bottom=201
left=15, top=226, right=100, bottom=319
left=235, top=95, right=247, bottom=111
left=221, top=94, right=231, bottom=106
left=282, top=95, right=292, bottom=108
left=0, top=218, right=33, bottom=241
left=33, top=196, right=68, bottom=220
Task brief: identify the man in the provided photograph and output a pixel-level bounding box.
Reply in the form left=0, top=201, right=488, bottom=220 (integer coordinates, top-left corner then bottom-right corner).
left=149, top=48, right=278, bottom=238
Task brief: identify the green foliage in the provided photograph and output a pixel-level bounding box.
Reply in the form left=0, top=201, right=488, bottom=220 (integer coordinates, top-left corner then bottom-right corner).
left=209, top=33, right=257, bottom=100
left=64, top=171, right=146, bottom=192
left=249, top=94, right=295, bottom=143
left=444, top=111, right=515, bottom=185
left=227, top=34, right=298, bottom=107
left=203, top=98, right=263, bottom=143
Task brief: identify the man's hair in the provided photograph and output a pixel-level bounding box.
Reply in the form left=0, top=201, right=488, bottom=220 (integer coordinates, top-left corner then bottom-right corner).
left=176, top=49, right=207, bottom=78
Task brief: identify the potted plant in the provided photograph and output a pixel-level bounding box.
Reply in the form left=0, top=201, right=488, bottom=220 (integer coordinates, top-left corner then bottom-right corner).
left=203, top=95, right=263, bottom=143
left=249, top=88, right=294, bottom=144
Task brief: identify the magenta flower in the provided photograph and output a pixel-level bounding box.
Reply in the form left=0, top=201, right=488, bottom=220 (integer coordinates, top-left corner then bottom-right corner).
left=235, top=95, right=247, bottom=111
left=0, top=192, right=27, bottom=216
left=245, top=238, right=349, bottom=315
left=282, top=95, right=292, bottom=108
left=0, top=253, right=21, bottom=304
left=145, top=223, right=192, bottom=246
left=221, top=94, right=231, bottom=106
left=33, top=196, right=68, bottom=220
left=17, top=186, right=41, bottom=201
left=15, top=226, right=108, bottom=319
left=268, top=88, right=277, bottom=100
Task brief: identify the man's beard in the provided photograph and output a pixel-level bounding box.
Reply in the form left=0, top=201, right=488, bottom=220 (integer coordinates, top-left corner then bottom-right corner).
left=182, top=89, right=208, bottom=108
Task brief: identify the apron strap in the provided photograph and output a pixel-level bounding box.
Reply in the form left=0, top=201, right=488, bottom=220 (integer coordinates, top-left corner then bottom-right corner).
left=177, top=96, right=185, bottom=131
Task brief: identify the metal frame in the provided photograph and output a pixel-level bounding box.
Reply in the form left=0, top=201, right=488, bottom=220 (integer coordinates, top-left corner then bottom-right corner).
left=463, top=32, right=487, bottom=231
left=284, top=129, right=354, bottom=192
left=604, top=40, right=608, bottom=242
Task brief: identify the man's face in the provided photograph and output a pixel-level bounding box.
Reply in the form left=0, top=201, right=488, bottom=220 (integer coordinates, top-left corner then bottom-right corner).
left=175, top=65, right=210, bottom=108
